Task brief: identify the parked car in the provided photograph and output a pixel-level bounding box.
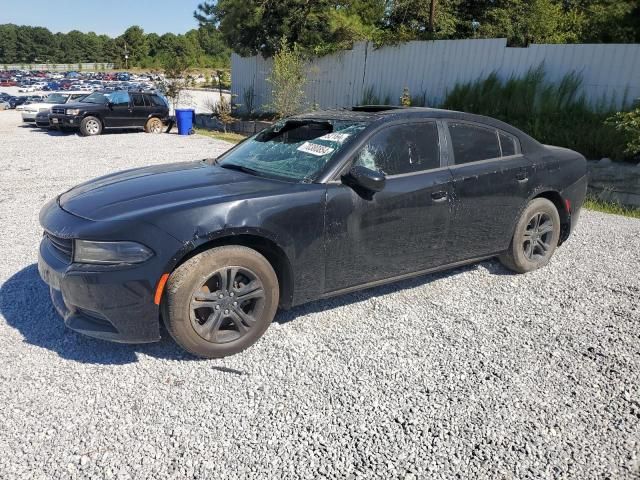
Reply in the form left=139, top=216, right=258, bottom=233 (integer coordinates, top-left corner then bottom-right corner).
left=48, top=90, right=169, bottom=135
left=21, top=92, right=86, bottom=123
left=8, top=96, right=29, bottom=109
left=18, top=85, right=36, bottom=93
left=0, top=101, right=10, bottom=110
left=35, top=110, right=52, bottom=128
left=38, top=106, right=588, bottom=358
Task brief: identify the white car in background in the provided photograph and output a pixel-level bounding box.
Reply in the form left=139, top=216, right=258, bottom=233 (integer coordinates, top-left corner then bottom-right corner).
left=21, top=92, right=87, bottom=123
left=18, top=85, right=36, bottom=93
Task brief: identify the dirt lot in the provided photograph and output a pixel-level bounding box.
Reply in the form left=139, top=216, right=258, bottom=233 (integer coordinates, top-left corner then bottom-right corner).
left=0, top=110, right=639, bottom=479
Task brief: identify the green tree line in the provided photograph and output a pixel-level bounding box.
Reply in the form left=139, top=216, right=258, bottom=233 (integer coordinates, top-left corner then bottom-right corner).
left=194, top=0, right=640, bottom=57
left=0, top=24, right=231, bottom=68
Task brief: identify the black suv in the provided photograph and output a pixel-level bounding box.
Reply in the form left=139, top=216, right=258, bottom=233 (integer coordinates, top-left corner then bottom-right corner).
left=49, top=90, right=170, bottom=136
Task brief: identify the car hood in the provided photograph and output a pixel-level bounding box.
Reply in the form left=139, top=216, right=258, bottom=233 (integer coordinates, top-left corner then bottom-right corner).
left=62, top=101, right=98, bottom=109
left=59, top=161, right=290, bottom=222
left=22, top=102, right=53, bottom=111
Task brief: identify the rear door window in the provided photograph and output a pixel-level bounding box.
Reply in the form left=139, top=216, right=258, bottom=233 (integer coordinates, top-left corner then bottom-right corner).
left=354, top=122, right=440, bottom=175
left=448, top=123, right=501, bottom=164
left=499, top=132, right=517, bottom=156
left=131, top=94, right=145, bottom=107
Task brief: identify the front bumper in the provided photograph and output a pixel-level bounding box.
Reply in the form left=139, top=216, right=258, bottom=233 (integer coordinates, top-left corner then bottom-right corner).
left=21, top=112, right=38, bottom=122
left=49, top=114, right=81, bottom=129
left=37, top=198, right=182, bottom=343
left=35, top=114, right=50, bottom=128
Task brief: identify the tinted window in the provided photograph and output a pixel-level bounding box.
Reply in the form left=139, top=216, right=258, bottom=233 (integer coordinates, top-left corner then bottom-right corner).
left=499, top=132, right=517, bottom=156
left=354, top=123, right=440, bottom=175
left=449, top=123, right=500, bottom=164
left=132, top=94, right=145, bottom=107
left=110, top=91, right=130, bottom=106
left=150, top=95, right=168, bottom=107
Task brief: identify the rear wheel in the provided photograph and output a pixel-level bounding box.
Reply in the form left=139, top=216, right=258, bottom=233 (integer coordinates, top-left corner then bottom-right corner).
left=499, top=198, right=561, bottom=273
left=79, top=116, right=102, bottom=136
left=144, top=117, right=163, bottom=134
left=163, top=246, right=279, bottom=358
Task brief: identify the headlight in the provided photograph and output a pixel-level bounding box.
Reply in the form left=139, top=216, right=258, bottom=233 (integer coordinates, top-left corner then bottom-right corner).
left=73, top=240, right=154, bottom=265
left=66, top=108, right=80, bottom=115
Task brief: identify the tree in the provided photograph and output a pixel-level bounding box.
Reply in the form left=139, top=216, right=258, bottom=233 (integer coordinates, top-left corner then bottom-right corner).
left=118, top=26, right=149, bottom=66
left=160, top=56, right=195, bottom=112
left=267, top=39, right=307, bottom=117
left=194, top=0, right=353, bottom=57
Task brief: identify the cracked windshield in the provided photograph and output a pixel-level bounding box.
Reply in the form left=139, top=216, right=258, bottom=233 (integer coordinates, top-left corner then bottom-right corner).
left=217, top=120, right=367, bottom=181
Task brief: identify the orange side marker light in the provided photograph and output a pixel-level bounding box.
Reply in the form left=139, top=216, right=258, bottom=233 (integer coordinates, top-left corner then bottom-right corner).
left=154, top=273, right=170, bottom=305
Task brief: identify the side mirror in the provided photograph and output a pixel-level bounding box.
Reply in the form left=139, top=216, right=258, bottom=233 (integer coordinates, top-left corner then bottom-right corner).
left=343, top=165, right=386, bottom=193
left=107, top=101, right=114, bottom=109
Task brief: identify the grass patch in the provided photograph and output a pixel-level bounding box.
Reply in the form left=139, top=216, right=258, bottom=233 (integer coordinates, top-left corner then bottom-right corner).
left=584, top=197, right=640, bottom=219
left=195, top=128, right=246, bottom=144
left=441, top=65, right=631, bottom=161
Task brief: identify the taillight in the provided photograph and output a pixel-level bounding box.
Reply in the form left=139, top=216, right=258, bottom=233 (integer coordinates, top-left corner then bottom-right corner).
left=565, top=198, right=571, bottom=213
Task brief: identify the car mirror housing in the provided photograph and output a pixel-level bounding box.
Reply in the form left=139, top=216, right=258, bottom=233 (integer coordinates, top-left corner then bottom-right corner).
left=343, top=165, right=386, bottom=193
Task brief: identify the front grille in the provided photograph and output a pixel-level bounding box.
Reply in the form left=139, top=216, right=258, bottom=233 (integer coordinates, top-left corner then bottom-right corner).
left=45, top=232, right=73, bottom=262
left=51, top=107, right=65, bottom=115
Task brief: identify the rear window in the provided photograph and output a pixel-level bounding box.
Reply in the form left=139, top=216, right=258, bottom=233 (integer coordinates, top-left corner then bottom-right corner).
left=150, top=95, right=168, bottom=107
left=449, top=123, right=501, bottom=164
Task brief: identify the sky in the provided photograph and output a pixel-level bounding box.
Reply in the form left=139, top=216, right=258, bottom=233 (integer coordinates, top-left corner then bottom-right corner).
left=0, top=0, right=205, bottom=37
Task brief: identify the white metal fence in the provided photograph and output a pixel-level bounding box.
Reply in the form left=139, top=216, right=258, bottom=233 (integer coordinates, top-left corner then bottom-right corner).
left=231, top=38, right=640, bottom=112
left=1, top=63, right=115, bottom=72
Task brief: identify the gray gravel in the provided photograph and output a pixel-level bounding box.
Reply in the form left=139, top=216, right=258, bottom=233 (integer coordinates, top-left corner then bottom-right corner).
left=0, top=109, right=639, bottom=479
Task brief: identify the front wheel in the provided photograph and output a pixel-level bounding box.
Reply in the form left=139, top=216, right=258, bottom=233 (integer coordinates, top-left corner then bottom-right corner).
left=499, top=198, right=561, bottom=273
left=163, top=246, right=279, bottom=358
left=79, top=116, right=102, bottom=136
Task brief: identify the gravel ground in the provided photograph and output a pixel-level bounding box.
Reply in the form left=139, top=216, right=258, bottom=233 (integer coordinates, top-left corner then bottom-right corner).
left=0, top=110, right=639, bottom=479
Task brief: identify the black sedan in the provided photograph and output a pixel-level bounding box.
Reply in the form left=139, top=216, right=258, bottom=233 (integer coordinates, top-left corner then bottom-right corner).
left=38, top=107, right=587, bottom=358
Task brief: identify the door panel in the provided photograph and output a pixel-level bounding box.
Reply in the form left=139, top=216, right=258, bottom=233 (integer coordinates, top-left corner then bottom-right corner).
left=130, top=93, right=151, bottom=126
left=104, top=91, right=131, bottom=128
left=447, top=156, right=534, bottom=259
left=324, top=169, right=454, bottom=293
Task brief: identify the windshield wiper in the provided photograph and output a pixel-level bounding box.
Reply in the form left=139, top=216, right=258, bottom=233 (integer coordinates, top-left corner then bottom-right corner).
left=219, top=163, right=261, bottom=176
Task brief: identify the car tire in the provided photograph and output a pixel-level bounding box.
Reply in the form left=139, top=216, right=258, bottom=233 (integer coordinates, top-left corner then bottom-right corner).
left=79, top=116, right=102, bottom=136
left=499, top=198, right=561, bottom=274
left=163, top=246, right=279, bottom=358
left=144, top=117, right=163, bottom=134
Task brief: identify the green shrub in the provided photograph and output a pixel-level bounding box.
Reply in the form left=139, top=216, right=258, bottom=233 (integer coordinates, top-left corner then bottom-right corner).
left=605, top=107, right=640, bottom=158
left=441, top=66, right=631, bottom=161
left=267, top=39, right=307, bottom=119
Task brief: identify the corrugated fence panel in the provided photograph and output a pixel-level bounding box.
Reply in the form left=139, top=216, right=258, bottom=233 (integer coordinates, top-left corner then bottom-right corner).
left=232, top=40, right=640, bottom=112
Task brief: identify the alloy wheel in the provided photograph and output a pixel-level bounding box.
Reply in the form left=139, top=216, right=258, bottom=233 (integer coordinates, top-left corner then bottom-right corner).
left=522, top=212, right=554, bottom=261
left=85, top=119, right=100, bottom=135
left=189, top=266, right=266, bottom=344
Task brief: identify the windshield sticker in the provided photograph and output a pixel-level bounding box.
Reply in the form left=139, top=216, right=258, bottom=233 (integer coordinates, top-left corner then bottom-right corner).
left=318, top=132, right=351, bottom=143
left=297, top=142, right=335, bottom=156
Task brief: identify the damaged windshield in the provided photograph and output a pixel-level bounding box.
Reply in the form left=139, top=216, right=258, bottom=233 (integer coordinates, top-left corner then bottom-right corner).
left=216, top=119, right=367, bottom=181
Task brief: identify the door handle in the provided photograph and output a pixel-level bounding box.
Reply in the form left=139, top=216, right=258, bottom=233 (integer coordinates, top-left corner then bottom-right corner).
left=431, top=191, right=448, bottom=202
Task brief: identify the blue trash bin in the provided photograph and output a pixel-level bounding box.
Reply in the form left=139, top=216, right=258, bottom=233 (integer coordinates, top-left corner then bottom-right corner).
left=175, top=109, right=195, bottom=135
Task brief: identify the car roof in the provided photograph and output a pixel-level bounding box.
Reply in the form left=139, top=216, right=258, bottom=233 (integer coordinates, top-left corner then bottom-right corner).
left=294, top=106, right=541, bottom=148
